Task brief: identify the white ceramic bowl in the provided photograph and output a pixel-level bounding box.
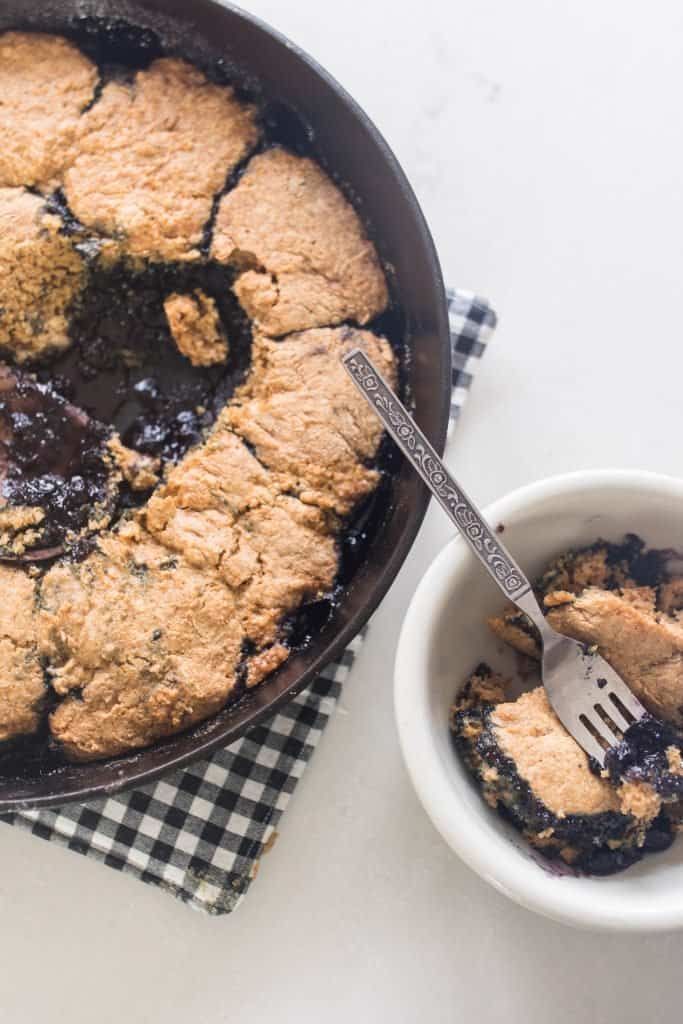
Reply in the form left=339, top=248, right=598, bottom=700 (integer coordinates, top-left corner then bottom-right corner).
left=395, top=469, right=683, bottom=932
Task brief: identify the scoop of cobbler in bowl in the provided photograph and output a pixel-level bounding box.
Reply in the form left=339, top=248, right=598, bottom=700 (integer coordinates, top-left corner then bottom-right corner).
left=394, top=470, right=683, bottom=932
left=451, top=535, right=683, bottom=877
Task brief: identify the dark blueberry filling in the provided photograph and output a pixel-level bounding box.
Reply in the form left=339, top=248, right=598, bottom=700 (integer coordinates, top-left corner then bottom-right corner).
left=605, top=714, right=683, bottom=800
left=535, top=533, right=672, bottom=599
left=53, top=259, right=253, bottom=464
left=603, top=532, right=671, bottom=587
left=65, top=16, right=164, bottom=72
left=0, top=368, right=113, bottom=554
left=0, top=259, right=255, bottom=557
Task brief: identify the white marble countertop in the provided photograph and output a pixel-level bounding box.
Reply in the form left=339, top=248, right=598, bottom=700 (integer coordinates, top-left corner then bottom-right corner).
left=3, top=1, right=683, bottom=1020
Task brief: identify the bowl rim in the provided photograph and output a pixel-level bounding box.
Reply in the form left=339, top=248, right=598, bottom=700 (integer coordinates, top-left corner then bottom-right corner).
left=394, top=468, right=683, bottom=933
left=0, top=0, right=451, bottom=811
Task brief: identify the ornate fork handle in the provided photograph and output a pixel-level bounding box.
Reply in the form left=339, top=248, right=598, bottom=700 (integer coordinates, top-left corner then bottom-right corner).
left=342, top=348, right=532, bottom=603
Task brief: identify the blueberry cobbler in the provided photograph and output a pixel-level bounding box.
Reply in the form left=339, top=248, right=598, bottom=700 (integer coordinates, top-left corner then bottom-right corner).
left=0, top=28, right=396, bottom=762
left=451, top=537, right=683, bottom=875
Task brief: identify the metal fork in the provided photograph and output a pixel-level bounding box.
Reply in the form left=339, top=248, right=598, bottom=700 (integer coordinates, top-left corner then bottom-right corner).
left=342, top=348, right=647, bottom=766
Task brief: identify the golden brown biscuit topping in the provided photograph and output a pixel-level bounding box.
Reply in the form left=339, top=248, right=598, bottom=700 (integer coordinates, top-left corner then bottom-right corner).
left=228, top=326, right=396, bottom=515
left=107, top=437, right=161, bottom=492
left=164, top=290, right=229, bottom=367
left=0, top=32, right=98, bottom=190
left=0, top=187, right=85, bottom=362
left=212, top=148, right=388, bottom=334
left=0, top=566, right=45, bottom=742
left=40, top=528, right=245, bottom=761
left=63, top=58, right=260, bottom=260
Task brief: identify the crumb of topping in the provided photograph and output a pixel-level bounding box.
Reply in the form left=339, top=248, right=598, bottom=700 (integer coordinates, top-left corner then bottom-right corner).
left=488, top=610, right=540, bottom=658
left=164, top=290, right=229, bottom=367
left=107, top=436, right=160, bottom=491
left=618, top=779, right=662, bottom=821
left=449, top=664, right=507, bottom=718
left=0, top=32, right=97, bottom=189
left=667, top=746, right=683, bottom=776
left=246, top=643, right=290, bottom=688
left=543, top=590, right=575, bottom=608
left=658, top=579, right=683, bottom=615
left=64, top=59, right=259, bottom=261
left=212, top=148, right=388, bottom=335
left=0, top=505, right=45, bottom=556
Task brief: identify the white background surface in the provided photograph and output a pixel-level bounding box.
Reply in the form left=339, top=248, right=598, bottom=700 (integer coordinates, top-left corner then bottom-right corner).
left=2, top=1, right=683, bottom=1020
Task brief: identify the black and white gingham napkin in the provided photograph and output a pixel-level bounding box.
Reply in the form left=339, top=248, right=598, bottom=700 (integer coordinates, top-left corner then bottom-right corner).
left=1, top=289, right=496, bottom=915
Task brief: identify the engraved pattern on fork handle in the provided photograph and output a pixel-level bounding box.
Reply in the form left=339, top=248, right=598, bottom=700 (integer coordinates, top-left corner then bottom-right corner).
left=342, top=348, right=532, bottom=603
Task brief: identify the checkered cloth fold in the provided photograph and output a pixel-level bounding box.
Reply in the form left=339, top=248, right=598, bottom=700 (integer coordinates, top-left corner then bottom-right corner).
left=2, top=288, right=496, bottom=915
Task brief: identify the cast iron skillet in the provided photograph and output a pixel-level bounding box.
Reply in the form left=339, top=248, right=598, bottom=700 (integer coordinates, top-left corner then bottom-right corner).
left=0, top=0, right=451, bottom=810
